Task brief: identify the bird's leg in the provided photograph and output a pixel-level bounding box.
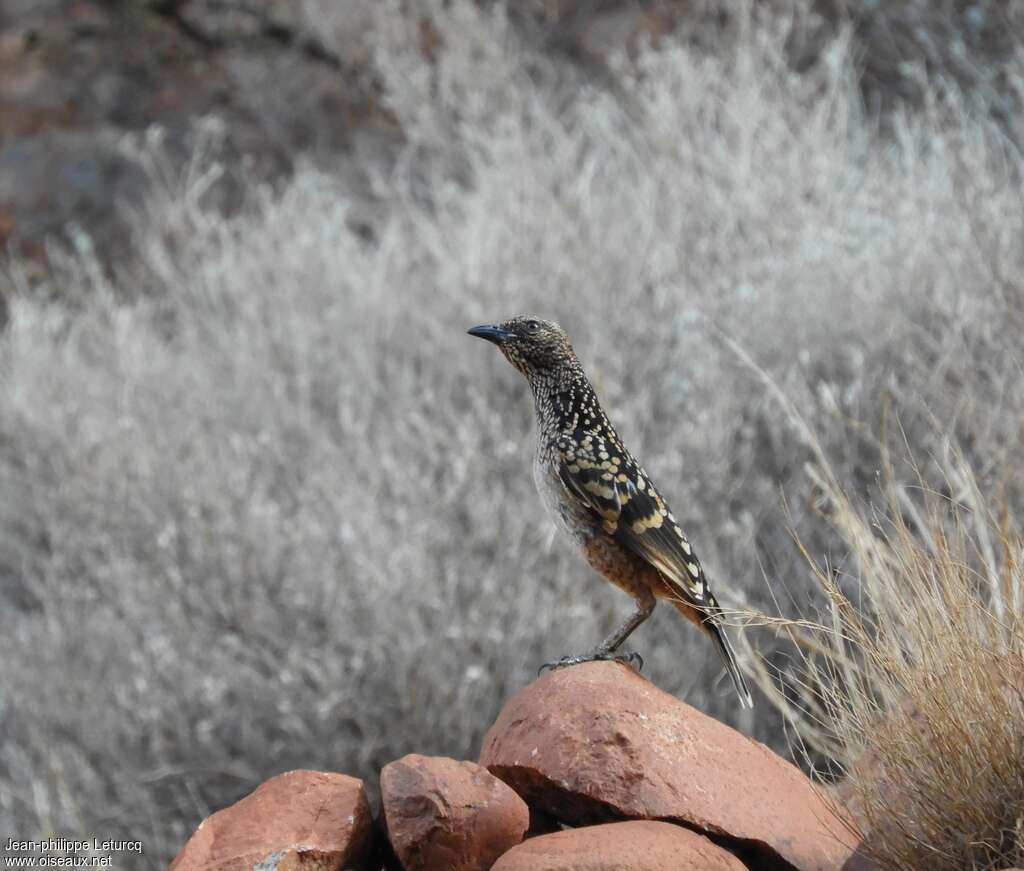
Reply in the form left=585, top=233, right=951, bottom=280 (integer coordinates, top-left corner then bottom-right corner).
left=596, top=590, right=656, bottom=653
left=540, top=592, right=655, bottom=673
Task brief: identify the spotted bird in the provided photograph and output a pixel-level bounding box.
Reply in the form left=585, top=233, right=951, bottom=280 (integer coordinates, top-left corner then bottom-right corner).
left=469, top=315, right=752, bottom=708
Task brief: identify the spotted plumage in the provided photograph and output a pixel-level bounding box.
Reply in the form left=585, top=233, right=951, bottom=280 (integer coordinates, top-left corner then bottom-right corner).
left=469, top=315, right=752, bottom=708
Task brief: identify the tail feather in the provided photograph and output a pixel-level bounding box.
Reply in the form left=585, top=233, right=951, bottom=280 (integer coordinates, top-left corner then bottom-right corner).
left=705, top=620, right=754, bottom=709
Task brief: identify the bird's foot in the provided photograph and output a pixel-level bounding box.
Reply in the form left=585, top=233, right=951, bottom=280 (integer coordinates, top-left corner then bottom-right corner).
left=539, top=649, right=643, bottom=674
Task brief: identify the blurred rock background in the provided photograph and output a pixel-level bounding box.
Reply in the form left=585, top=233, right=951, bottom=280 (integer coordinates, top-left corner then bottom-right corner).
left=3, top=1, right=1022, bottom=269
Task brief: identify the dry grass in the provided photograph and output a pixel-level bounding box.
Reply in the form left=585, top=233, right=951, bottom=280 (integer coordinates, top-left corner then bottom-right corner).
left=736, top=335, right=1024, bottom=868
left=1, top=2, right=1023, bottom=867
left=774, top=463, right=1024, bottom=871
left=740, top=375, right=1024, bottom=869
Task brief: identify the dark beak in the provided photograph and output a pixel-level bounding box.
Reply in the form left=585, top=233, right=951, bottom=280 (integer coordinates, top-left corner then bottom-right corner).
left=468, top=324, right=516, bottom=345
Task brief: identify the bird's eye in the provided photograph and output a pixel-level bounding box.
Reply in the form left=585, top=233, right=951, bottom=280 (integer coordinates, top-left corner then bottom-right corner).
left=526, top=320, right=539, bottom=332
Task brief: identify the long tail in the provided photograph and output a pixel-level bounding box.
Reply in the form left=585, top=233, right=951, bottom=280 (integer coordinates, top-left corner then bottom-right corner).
left=705, top=620, right=754, bottom=709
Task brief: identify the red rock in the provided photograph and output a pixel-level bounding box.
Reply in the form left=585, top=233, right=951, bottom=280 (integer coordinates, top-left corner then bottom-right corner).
left=491, top=821, right=745, bottom=871
left=168, top=769, right=374, bottom=871
left=479, top=661, right=855, bottom=871
left=381, top=754, right=529, bottom=871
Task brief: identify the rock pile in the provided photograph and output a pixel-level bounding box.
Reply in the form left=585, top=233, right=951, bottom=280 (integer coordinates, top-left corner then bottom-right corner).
left=169, top=662, right=862, bottom=871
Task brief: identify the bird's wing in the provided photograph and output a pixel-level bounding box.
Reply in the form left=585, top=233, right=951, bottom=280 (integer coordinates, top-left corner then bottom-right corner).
left=555, top=433, right=712, bottom=609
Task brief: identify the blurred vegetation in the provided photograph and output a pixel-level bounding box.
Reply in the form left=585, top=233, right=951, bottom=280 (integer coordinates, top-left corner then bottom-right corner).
left=1, top=1, right=1023, bottom=868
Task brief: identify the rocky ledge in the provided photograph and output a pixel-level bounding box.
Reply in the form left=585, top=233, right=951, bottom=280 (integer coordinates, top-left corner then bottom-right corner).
left=169, top=662, right=861, bottom=871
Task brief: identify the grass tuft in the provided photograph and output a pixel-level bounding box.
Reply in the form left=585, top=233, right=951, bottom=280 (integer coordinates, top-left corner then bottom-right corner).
left=747, top=438, right=1024, bottom=870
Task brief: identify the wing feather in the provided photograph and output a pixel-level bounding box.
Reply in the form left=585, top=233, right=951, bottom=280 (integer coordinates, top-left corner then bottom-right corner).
left=554, top=433, right=711, bottom=608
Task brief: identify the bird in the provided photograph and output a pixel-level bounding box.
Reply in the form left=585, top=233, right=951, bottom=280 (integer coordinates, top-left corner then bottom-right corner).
left=468, top=315, right=753, bottom=708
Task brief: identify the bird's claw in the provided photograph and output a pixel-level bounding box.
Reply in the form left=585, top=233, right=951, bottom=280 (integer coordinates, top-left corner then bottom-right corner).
left=538, top=649, right=643, bottom=675
left=613, top=650, right=644, bottom=671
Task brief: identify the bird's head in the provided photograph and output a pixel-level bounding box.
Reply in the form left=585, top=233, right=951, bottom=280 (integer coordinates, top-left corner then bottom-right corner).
left=468, top=316, right=577, bottom=381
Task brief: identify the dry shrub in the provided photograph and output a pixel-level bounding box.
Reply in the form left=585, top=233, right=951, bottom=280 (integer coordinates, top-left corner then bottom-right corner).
left=753, top=436, right=1024, bottom=870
